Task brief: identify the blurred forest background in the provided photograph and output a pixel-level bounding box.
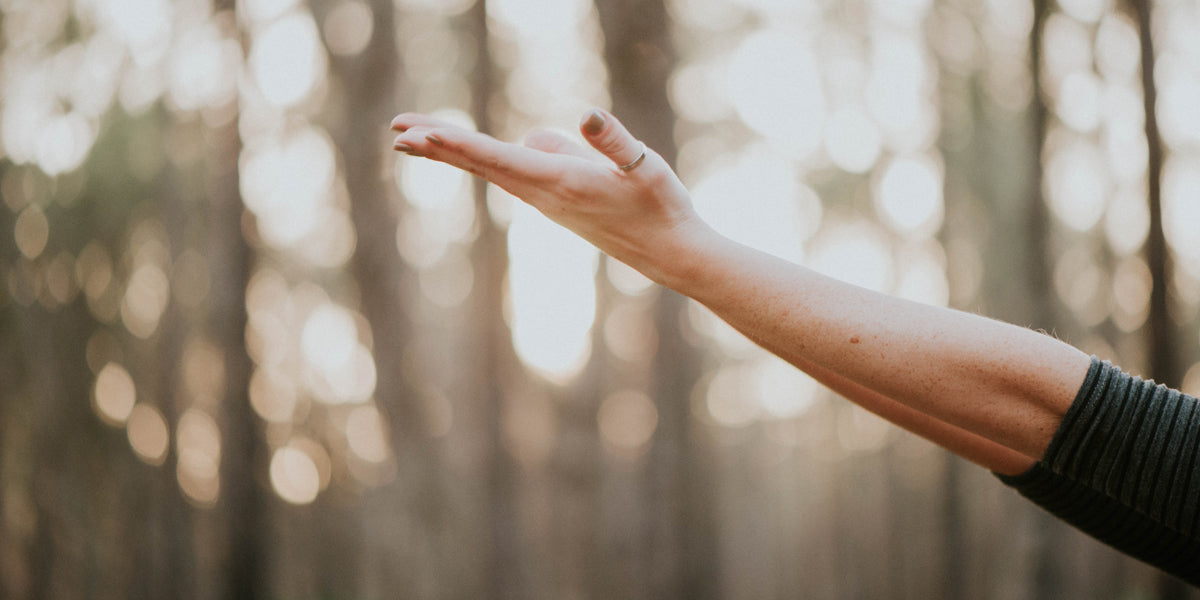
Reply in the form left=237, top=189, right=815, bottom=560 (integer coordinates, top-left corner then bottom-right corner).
left=2, top=0, right=1200, bottom=598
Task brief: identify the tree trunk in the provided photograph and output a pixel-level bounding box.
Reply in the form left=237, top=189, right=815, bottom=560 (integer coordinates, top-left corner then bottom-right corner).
left=1025, top=3, right=1071, bottom=596
left=208, top=5, right=267, bottom=598
left=149, top=142, right=196, bottom=600
left=592, top=2, right=719, bottom=597
left=1025, top=0, right=1055, bottom=330
left=323, top=0, right=447, bottom=594
left=461, top=2, right=526, bottom=598
left=1128, top=0, right=1190, bottom=596
left=0, top=163, right=15, bottom=600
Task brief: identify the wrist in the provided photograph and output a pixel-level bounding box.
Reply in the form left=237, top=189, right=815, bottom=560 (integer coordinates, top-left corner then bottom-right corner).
left=640, top=217, right=728, bottom=295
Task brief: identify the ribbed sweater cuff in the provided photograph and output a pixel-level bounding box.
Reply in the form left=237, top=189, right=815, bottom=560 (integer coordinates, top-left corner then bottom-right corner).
left=996, top=357, right=1200, bottom=586
left=1043, top=357, right=1200, bottom=539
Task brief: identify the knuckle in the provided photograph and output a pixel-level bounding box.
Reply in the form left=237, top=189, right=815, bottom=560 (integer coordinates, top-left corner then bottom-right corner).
left=559, top=171, right=588, bottom=197
left=484, top=156, right=505, bottom=174
left=597, top=131, right=627, bottom=156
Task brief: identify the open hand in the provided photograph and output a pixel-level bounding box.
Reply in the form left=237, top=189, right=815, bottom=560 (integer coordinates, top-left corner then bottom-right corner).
left=389, top=109, right=714, bottom=286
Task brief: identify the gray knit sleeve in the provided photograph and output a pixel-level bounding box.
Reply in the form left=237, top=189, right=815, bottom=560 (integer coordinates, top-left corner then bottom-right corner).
left=996, top=357, right=1200, bottom=586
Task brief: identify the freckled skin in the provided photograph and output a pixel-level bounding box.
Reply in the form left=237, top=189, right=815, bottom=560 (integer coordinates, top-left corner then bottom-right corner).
left=670, top=236, right=1090, bottom=468
left=389, top=109, right=1093, bottom=476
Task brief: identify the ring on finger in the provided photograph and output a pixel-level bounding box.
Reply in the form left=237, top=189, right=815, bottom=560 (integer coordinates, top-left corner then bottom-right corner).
left=619, top=143, right=647, bottom=172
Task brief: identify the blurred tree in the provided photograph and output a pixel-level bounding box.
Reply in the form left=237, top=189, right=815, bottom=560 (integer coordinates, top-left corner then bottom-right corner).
left=935, top=0, right=1079, bottom=594
left=1129, top=0, right=1175, bottom=389
left=0, top=161, right=15, bottom=598
left=143, top=124, right=194, bottom=600
left=1024, top=2, right=1072, bottom=596
left=0, top=163, right=26, bottom=599
left=593, top=1, right=719, bottom=598
left=319, top=0, right=448, bottom=595
left=183, top=4, right=269, bottom=599
left=1128, top=0, right=1189, bottom=596
left=461, top=1, right=526, bottom=598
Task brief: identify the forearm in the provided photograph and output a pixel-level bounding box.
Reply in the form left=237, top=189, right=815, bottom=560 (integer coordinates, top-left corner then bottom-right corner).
left=663, top=223, right=1091, bottom=459
left=793, top=356, right=1035, bottom=475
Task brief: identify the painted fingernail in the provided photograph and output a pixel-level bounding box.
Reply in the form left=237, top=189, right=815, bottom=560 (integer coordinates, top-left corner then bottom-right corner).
left=394, top=143, right=415, bottom=153
left=581, top=109, right=605, bottom=135
left=426, top=133, right=444, bottom=146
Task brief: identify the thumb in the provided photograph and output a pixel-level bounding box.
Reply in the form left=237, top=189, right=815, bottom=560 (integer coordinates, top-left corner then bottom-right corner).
left=579, top=109, right=645, bottom=170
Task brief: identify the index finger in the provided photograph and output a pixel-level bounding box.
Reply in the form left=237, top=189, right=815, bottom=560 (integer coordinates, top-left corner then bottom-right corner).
left=397, top=125, right=583, bottom=188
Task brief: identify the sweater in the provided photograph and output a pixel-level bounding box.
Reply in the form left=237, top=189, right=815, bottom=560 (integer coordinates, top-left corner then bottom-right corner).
left=997, top=357, right=1200, bottom=586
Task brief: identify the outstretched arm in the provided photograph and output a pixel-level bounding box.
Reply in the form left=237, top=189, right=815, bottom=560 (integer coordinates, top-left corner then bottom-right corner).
left=672, top=234, right=1091, bottom=460
left=390, top=109, right=1090, bottom=464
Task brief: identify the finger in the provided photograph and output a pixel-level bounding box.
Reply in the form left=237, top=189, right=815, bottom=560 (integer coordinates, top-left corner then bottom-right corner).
left=392, top=126, right=568, bottom=191
left=393, top=129, right=524, bottom=194
left=523, top=129, right=602, bottom=163
left=390, top=112, right=462, bottom=132
left=579, top=108, right=644, bottom=170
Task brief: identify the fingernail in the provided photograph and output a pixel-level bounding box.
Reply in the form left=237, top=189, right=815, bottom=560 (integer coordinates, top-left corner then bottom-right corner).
left=426, top=133, right=444, bottom=146
left=581, top=109, right=605, bottom=135
left=394, top=143, right=415, bottom=153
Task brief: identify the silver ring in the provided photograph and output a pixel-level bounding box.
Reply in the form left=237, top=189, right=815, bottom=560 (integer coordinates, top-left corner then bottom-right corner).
left=618, top=144, right=647, bottom=172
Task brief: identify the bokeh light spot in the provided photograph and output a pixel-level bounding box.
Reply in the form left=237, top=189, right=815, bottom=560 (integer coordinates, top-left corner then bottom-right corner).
left=1057, top=0, right=1110, bottom=24
left=727, top=30, right=825, bottom=159
left=824, top=108, right=882, bottom=174
left=301, top=302, right=357, bottom=370
left=605, top=256, right=655, bottom=296
left=507, top=203, right=597, bottom=383
left=126, top=404, right=169, bottom=465
left=94, top=363, right=137, bottom=426
left=1046, top=141, right=1107, bottom=232
left=1056, top=71, right=1103, bottom=132
left=705, top=366, right=759, bottom=428
left=1163, top=157, right=1200, bottom=276
left=270, top=445, right=322, bottom=505
left=809, top=221, right=894, bottom=293
left=249, top=11, right=325, bottom=108
left=1105, top=185, right=1150, bottom=256
left=323, top=1, right=374, bottom=57
left=176, top=408, right=221, bottom=507
left=875, top=156, right=944, bottom=239
left=691, top=147, right=816, bottom=263
left=754, top=355, right=819, bottom=419
left=603, top=302, right=657, bottom=364
left=14, top=205, right=49, bottom=259
left=121, top=263, right=171, bottom=339
left=244, top=0, right=300, bottom=25
left=346, top=405, right=391, bottom=463
left=240, top=126, right=337, bottom=248
left=250, top=368, right=297, bottom=425
left=598, top=390, right=658, bottom=455
left=168, top=22, right=239, bottom=112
